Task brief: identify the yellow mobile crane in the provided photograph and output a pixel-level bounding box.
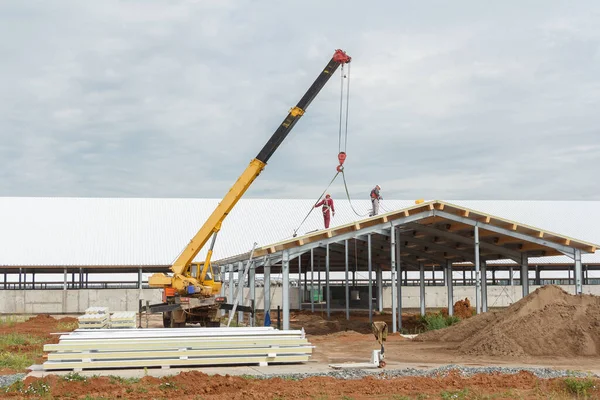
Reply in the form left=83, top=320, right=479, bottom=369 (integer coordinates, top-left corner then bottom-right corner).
left=147, top=49, right=352, bottom=327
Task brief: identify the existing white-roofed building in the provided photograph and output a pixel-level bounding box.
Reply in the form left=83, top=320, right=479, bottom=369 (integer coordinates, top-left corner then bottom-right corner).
left=0, top=197, right=599, bottom=267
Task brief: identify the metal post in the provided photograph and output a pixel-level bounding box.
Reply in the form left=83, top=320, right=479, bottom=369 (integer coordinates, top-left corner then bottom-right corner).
left=481, top=261, right=488, bottom=313
left=474, top=226, right=481, bottom=314
left=535, top=265, right=540, bottom=285
left=237, top=261, right=244, bottom=324
left=298, top=255, right=302, bottom=311
left=419, top=262, right=425, bottom=316
left=138, top=268, right=142, bottom=289
left=492, top=269, right=496, bottom=285
left=317, top=255, right=321, bottom=303
left=390, top=226, right=397, bottom=333
left=79, top=267, right=82, bottom=289
left=446, top=261, right=454, bottom=316
left=585, top=265, right=589, bottom=285
left=345, top=239, right=350, bottom=321
left=282, top=250, right=290, bottom=330
left=325, top=243, right=330, bottom=319
left=574, top=249, right=583, bottom=295
left=509, top=266, right=514, bottom=286
left=376, top=266, right=383, bottom=312
left=395, top=227, right=402, bottom=331
left=19, top=268, right=22, bottom=290
left=63, top=268, right=67, bottom=290
left=311, top=248, right=315, bottom=312
left=264, top=260, right=271, bottom=324
left=463, top=269, right=466, bottom=286
left=367, top=233, right=373, bottom=324
left=520, top=254, right=529, bottom=298
left=4, top=271, right=8, bottom=290
left=249, top=265, right=255, bottom=326
left=220, top=266, right=227, bottom=317
left=228, top=265, right=234, bottom=321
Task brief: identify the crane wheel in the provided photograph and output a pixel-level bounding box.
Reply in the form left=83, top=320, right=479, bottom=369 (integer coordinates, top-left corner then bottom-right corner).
left=378, top=360, right=386, bottom=368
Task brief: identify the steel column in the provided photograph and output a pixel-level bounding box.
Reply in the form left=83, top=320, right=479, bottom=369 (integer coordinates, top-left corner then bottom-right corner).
left=481, top=261, right=488, bottom=313
left=282, top=250, right=290, bottom=330
left=509, top=267, right=514, bottom=286
left=19, top=268, right=22, bottom=290
left=520, top=254, right=529, bottom=297
left=446, top=261, right=454, bottom=316
left=138, top=268, right=142, bottom=289
left=311, top=248, right=315, bottom=312
left=474, top=226, right=481, bottom=314
left=63, top=268, right=67, bottom=291
left=376, top=266, right=383, bottom=312
left=345, top=239, right=350, bottom=321
left=249, top=265, right=255, bottom=327
left=390, top=226, right=397, bottom=333
left=298, top=255, right=302, bottom=311
left=535, top=265, right=540, bottom=285
left=463, top=269, right=466, bottom=286
left=574, top=249, right=583, bottom=295
left=263, top=260, right=271, bottom=324
left=220, top=266, right=227, bottom=317
left=325, top=243, right=330, bottom=318
left=237, top=262, right=244, bottom=324
left=419, top=262, right=425, bottom=316
left=228, top=265, right=234, bottom=320
left=367, top=233, right=373, bottom=324
left=395, top=227, right=402, bottom=331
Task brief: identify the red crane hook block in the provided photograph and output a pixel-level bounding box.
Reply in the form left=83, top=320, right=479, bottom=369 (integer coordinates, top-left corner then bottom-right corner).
left=337, top=152, right=347, bottom=172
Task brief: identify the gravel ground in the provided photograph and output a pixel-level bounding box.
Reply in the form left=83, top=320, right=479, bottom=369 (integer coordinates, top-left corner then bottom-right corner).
left=257, top=365, right=599, bottom=380
left=0, top=374, right=25, bottom=388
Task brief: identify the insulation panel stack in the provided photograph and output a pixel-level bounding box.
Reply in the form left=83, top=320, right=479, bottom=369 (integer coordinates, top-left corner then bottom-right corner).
left=42, top=327, right=312, bottom=371
left=109, top=312, right=137, bottom=329
left=77, top=313, right=109, bottom=329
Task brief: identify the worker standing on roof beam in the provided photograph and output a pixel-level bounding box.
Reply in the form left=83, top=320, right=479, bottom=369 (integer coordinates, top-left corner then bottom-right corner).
left=315, top=194, right=335, bottom=229
left=369, top=185, right=382, bottom=216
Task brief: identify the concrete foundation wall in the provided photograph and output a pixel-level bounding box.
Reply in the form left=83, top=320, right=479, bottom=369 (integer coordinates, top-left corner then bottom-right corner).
left=0, top=289, right=162, bottom=314
left=1, top=285, right=599, bottom=314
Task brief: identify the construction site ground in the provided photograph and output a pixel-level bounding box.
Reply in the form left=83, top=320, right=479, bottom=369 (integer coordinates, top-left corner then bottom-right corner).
left=3, top=286, right=600, bottom=398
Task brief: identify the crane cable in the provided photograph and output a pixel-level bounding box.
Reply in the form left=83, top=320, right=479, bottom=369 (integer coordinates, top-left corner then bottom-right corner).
left=337, top=63, right=371, bottom=218
left=292, top=63, right=364, bottom=236
left=292, top=170, right=340, bottom=237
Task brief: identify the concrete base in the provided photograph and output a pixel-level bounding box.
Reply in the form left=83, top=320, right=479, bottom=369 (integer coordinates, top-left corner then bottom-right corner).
left=2, top=284, right=598, bottom=314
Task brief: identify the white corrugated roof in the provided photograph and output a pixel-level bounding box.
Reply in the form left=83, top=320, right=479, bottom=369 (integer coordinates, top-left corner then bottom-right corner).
left=0, top=197, right=598, bottom=266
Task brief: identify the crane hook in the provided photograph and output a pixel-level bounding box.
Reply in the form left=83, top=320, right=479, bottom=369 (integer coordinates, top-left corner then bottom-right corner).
left=336, top=151, right=346, bottom=172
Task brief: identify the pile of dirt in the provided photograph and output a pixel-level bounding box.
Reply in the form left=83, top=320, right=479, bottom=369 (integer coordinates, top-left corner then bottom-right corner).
left=8, top=370, right=595, bottom=400
left=416, top=285, right=600, bottom=358
left=441, top=298, right=476, bottom=320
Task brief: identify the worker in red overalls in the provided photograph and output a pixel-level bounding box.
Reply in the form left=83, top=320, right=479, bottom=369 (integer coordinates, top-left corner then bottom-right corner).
left=315, top=194, right=335, bottom=229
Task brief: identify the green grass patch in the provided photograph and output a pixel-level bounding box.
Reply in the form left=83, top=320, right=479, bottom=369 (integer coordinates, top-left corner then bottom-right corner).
left=62, top=372, right=87, bottom=382
left=56, top=320, right=78, bottom=332
left=440, top=388, right=469, bottom=400
left=564, top=377, right=596, bottom=397
left=108, top=375, right=140, bottom=384
left=419, top=312, right=461, bottom=332
left=0, top=332, right=45, bottom=349
left=0, top=315, right=29, bottom=326
left=0, top=351, right=36, bottom=370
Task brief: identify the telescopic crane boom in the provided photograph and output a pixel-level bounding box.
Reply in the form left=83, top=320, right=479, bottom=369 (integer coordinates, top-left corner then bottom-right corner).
left=149, top=49, right=352, bottom=298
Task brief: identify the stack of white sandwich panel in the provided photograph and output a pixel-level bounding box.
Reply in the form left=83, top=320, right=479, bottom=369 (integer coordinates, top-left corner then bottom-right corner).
left=43, top=327, right=313, bottom=371
left=109, top=312, right=137, bottom=329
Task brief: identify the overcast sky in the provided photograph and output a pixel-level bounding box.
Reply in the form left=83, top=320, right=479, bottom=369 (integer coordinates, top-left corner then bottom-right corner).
left=1, top=1, right=599, bottom=201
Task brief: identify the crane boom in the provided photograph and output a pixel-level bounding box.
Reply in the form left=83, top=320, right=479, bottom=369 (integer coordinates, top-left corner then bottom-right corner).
left=149, top=49, right=351, bottom=297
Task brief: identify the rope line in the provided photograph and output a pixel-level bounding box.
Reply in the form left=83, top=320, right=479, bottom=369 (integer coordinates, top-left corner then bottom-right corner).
left=292, top=171, right=340, bottom=237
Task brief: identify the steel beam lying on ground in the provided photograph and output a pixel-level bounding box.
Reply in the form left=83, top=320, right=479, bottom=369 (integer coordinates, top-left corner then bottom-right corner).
left=43, top=327, right=312, bottom=371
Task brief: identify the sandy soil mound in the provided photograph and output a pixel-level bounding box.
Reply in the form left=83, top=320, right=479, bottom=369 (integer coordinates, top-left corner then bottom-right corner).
left=416, top=285, right=600, bottom=357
